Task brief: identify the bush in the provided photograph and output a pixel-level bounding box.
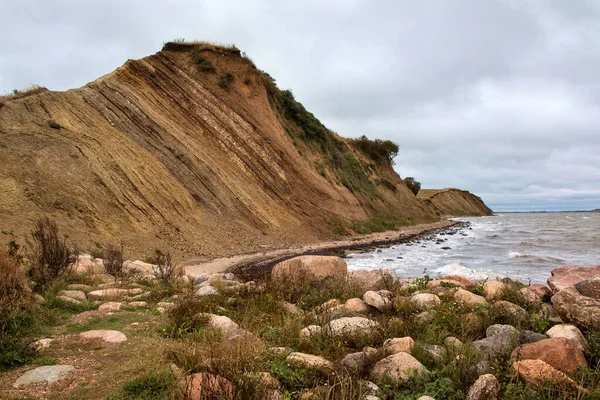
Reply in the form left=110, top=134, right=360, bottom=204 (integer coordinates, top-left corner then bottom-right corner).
left=149, top=250, right=182, bottom=286
left=190, top=49, right=216, bottom=73
left=350, top=135, right=399, bottom=165
left=118, top=370, right=181, bottom=400
left=218, top=72, right=235, bottom=91
left=403, top=177, right=421, bottom=195
left=26, top=217, right=77, bottom=291
left=104, top=242, right=125, bottom=277
left=0, top=246, right=46, bottom=368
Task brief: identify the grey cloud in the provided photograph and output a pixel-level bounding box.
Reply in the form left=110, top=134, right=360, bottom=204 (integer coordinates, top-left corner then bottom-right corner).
left=2, top=0, right=599, bottom=211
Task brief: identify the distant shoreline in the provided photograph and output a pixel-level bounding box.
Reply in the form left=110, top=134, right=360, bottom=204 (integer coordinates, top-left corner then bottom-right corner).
left=183, top=220, right=461, bottom=280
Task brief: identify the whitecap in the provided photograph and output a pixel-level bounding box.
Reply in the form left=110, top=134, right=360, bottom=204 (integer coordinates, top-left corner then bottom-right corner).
left=508, top=251, right=524, bottom=258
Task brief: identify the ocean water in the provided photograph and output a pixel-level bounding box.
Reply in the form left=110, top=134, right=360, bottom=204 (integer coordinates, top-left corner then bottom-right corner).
left=344, top=212, right=600, bottom=284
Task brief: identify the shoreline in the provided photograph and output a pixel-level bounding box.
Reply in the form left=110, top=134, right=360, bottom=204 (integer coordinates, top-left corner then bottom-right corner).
left=183, top=220, right=461, bottom=280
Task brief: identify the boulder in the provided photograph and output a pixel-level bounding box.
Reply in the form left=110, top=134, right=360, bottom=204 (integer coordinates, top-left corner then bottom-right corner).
left=58, top=290, right=87, bottom=301
left=370, top=352, right=430, bottom=383
left=547, top=265, right=600, bottom=294
left=87, top=288, right=142, bottom=301
left=513, top=359, right=580, bottom=390
left=287, top=352, right=335, bottom=372
left=363, top=290, right=391, bottom=311
left=510, top=337, right=587, bottom=375
left=427, top=275, right=475, bottom=289
left=443, top=336, right=463, bottom=351
left=518, top=287, right=541, bottom=304
left=454, top=288, right=487, bottom=308
left=491, top=300, right=527, bottom=321
left=195, top=285, right=219, bottom=296
left=344, top=298, right=369, bottom=313
left=483, top=281, right=507, bottom=300
left=546, top=324, right=588, bottom=353
left=519, top=330, right=547, bottom=344
left=347, top=269, right=393, bottom=291
left=300, top=325, right=322, bottom=338
left=66, top=284, right=92, bottom=291
left=13, top=365, right=75, bottom=388
left=325, top=317, right=380, bottom=338
left=271, top=256, right=347, bottom=283
left=98, top=302, right=123, bottom=311
left=421, top=344, right=447, bottom=361
left=551, top=285, right=600, bottom=328
left=186, top=372, right=235, bottom=400
left=382, top=337, right=415, bottom=356
left=466, top=374, right=500, bottom=400
left=410, top=293, right=441, bottom=310
left=529, top=284, right=552, bottom=301
left=73, top=254, right=104, bottom=274
left=472, top=324, right=519, bottom=358
left=80, top=329, right=127, bottom=344
left=341, top=351, right=371, bottom=372
left=123, top=260, right=155, bottom=275
left=575, top=277, right=600, bottom=299
left=207, top=314, right=239, bottom=334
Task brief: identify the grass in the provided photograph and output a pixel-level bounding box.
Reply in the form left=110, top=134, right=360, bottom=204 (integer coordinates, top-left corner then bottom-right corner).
left=350, top=217, right=415, bottom=234
left=65, top=313, right=150, bottom=334
left=218, top=72, right=235, bottom=91
left=110, top=369, right=181, bottom=400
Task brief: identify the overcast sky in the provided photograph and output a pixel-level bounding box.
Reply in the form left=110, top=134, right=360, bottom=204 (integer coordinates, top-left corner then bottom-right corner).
left=2, top=0, right=599, bottom=211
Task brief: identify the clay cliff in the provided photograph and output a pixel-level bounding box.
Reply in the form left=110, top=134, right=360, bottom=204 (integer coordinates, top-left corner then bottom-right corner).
left=418, top=188, right=494, bottom=217
left=0, top=42, right=442, bottom=257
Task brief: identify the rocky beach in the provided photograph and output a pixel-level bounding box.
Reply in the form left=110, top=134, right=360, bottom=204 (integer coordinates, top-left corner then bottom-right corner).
left=1, top=228, right=599, bottom=400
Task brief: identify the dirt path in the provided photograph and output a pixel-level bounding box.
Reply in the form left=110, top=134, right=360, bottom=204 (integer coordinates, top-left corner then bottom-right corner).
left=182, top=220, right=461, bottom=280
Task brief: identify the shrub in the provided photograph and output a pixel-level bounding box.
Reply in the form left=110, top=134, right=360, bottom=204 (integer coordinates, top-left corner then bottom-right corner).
left=104, top=242, right=125, bottom=277
left=0, top=246, right=45, bottom=368
left=350, top=135, right=399, bottom=165
left=119, top=370, right=182, bottom=400
left=218, top=72, right=235, bottom=91
left=26, top=217, right=77, bottom=291
left=190, top=49, right=216, bottom=73
left=403, top=177, right=421, bottom=195
left=149, top=250, right=182, bottom=286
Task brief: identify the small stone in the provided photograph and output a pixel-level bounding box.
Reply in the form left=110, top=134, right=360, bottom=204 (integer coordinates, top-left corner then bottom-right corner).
left=370, top=352, right=430, bottom=383
left=443, top=336, right=463, bottom=351
left=87, top=288, right=142, bottom=301
left=325, top=317, right=380, bottom=338
left=98, top=302, right=122, bottom=311
left=410, top=293, right=441, bottom=310
left=421, top=344, right=447, bottom=361
left=300, top=325, right=322, bottom=338
left=363, top=290, right=391, bottom=311
left=415, top=311, right=435, bottom=325
left=341, top=351, right=371, bottom=372
left=186, top=372, right=235, bottom=400
left=363, top=381, right=382, bottom=396
left=13, top=365, right=75, bottom=387
left=127, top=301, right=148, bottom=308
left=196, top=285, right=218, bottom=296
left=344, top=298, right=369, bottom=313
left=382, top=337, right=415, bottom=356
left=287, top=352, right=335, bottom=372
left=466, top=374, right=500, bottom=400
left=454, top=288, right=487, bottom=308
left=58, top=290, right=87, bottom=301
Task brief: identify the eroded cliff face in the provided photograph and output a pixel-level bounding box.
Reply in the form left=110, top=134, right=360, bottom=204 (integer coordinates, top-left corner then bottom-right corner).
left=418, top=189, right=494, bottom=217
left=0, top=42, right=437, bottom=257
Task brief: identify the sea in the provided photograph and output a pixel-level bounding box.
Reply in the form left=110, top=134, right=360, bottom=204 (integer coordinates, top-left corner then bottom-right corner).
left=344, top=212, right=600, bottom=284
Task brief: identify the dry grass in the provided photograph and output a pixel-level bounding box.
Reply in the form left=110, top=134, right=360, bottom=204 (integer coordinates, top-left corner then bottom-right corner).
left=0, top=85, right=48, bottom=101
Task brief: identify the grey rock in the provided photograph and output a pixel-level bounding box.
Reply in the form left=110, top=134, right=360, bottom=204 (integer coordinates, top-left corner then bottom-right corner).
left=13, top=365, right=75, bottom=387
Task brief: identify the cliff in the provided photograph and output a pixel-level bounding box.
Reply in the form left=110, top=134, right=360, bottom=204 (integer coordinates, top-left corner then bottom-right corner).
left=418, top=188, right=493, bottom=217
left=0, top=42, right=438, bottom=257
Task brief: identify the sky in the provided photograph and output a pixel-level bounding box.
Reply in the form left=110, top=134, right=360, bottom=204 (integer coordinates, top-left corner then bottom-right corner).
left=2, top=0, right=599, bottom=212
